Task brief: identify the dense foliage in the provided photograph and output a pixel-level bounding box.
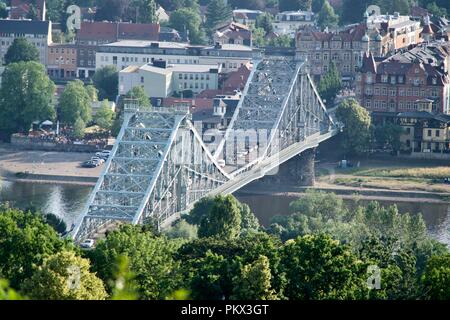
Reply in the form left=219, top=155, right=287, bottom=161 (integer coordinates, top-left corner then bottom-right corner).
left=2, top=189, right=449, bottom=300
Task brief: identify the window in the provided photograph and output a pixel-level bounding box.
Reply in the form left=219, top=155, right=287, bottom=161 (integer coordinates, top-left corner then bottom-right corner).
left=428, top=130, right=432, bottom=137
left=398, top=76, right=404, bottom=83
left=436, top=130, right=440, bottom=137
left=406, top=127, right=411, bottom=134
left=179, top=74, right=183, bottom=79
left=140, top=76, right=144, bottom=83
left=381, top=75, right=388, bottom=83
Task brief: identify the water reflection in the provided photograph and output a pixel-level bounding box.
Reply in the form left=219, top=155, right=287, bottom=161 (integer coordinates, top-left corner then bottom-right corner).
left=0, top=180, right=448, bottom=246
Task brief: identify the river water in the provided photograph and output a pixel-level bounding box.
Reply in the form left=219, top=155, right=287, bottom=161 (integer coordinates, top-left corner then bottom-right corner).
left=1, top=180, right=449, bottom=245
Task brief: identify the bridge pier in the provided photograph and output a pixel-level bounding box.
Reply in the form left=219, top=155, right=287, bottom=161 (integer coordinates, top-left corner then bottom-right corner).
left=258, top=148, right=316, bottom=187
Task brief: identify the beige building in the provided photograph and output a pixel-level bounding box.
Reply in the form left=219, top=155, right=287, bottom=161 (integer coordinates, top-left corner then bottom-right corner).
left=0, top=19, right=52, bottom=66
left=119, top=60, right=221, bottom=98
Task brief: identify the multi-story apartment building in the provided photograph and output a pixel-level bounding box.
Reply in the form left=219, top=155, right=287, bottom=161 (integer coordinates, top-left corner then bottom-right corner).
left=0, top=19, right=52, bottom=66
left=397, top=111, right=450, bottom=155
left=96, top=41, right=256, bottom=74
left=213, top=22, right=252, bottom=47
left=296, top=24, right=368, bottom=84
left=356, top=42, right=450, bottom=116
left=47, top=43, right=77, bottom=79
left=296, top=13, right=423, bottom=85
left=76, top=21, right=160, bottom=78
left=119, top=59, right=220, bottom=98
left=273, top=11, right=315, bottom=38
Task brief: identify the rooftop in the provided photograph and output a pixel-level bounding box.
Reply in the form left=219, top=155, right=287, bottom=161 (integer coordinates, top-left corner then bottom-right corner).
left=0, top=19, right=50, bottom=34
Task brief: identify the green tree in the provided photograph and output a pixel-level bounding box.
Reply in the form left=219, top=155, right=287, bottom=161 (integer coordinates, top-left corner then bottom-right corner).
left=94, top=100, right=115, bottom=130
left=198, top=195, right=242, bottom=239
left=125, top=86, right=151, bottom=109
left=231, top=255, right=278, bottom=300
left=89, top=225, right=183, bottom=300
left=0, top=1, right=8, bottom=19
left=312, top=0, right=325, bottom=13
left=165, top=219, right=198, bottom=240
left=4, top=38, right=40, bottom=65
left=43, top=213, right=67, bottom=235
left=205, top=0, right=232, bottom=32
left=426, top=2, right=447, bottom=17
left=251, top=27, right=266, bottom=47
left=59, top=80, right=92, bottom=126
left=281, top=234, right=367, bottom=300
left=317, top=61, right=342, bottom=106
left=278, top=0, right=312, bottom=12
left=86, top=84, right=99, bottom=102
left=336, top=98, right=371, bottom=156
left=0, top=279, right=23, bottom=300
left=0, top=206, right=69, bottom=289
left=0, top=61, right=55, bottom=135
left=317, top=0, right=339, bottom=29
left=422, top=254, right=450, bottom=300
left=23, top=251, right=107, bottom=300
left=72, top=117, right=86, bottom=139
left=374, top=122, right=403, bottom=152
left=169, top=8, right=205, bottom=44
left=92, top=66, right=119, bottom=101
left=267, top=34, right=294, bottom=47
left=255, top=12, right=274, bottom=34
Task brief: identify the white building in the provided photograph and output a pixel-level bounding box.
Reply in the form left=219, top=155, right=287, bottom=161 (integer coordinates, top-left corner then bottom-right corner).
left=119, top=60, right=221, bottom=98
left=272, top=11, right=315, bottom=38
left=96, top=40, right=256, bottom=74
left=0, top=19, right=52, bottom=66
left=156, top=6, right=169, bottom=23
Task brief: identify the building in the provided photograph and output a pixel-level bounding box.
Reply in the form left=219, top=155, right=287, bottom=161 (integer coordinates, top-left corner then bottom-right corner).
left=397, top=111, right=450, bottom=156
left=119, top=59, right=221, bottom=98
left=232, top=9, right=263, bottom=26
left=273, top=11, right=315, bottom=38
left=356, top=42, right=450, bottom=116
left=97, top=40, right=256, bottom=74
left=156, top=6, right=169, bottom=23
left=213, top=22, right=252, bottom=47
left=9, top=0, right=46, bottom=21
left=365, top=12, right=422, bottom=51
left=296, top=24, right=368, bottom=84
left=159, top=27, right=181, bottom=42
left=47, top=43, right=77, bottom=79
left=0, top=19, right=52, bottom=66
left=75, top=21, right=160, bottom=78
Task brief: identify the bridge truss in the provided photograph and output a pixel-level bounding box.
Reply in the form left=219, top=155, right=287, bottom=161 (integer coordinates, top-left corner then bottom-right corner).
left=72, top=56, right=339, bottom=241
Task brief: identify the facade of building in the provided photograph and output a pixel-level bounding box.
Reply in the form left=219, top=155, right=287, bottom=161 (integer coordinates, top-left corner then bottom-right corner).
left=273, top=11, right=315, bottom=38
left=356, top=43, right=450, bottom=115
left=9, top=0, right=46, bottom=21
left=119, top=60, right=221, bottom=98
left=296, top=24, right=368, bottom=84
left=97, top=41, right=256, bottom=74
left=213, top=22, right=252, bottom=47
left=232, top=9, right=263, bottom=26
left=0, top=19, right=52, bottom=66
left=75, top=21, right=160, bottom=78
left=47, top=43, right=77, bottom=79
left=397, top=111, right=450, bottom=155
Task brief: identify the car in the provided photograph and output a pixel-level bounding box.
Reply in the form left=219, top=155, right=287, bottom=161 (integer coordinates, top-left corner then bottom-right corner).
left=82, top=161, right=97, bottom=168
left=91, top=157, right=104, bottom=164
left=80, top=239, right=95, bottom=249
left=96, top=150, right=111, bottom=158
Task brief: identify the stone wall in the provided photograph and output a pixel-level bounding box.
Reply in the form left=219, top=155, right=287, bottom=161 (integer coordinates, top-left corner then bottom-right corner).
left=11, top=135, right=106, bottom=153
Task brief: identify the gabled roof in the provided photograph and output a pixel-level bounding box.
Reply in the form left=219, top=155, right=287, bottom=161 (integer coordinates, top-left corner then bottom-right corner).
left=77, top=21, right=117, bottom=41
left=0, top=19, right=50, bottom=34
left=118, top=23, right=159, bottom=41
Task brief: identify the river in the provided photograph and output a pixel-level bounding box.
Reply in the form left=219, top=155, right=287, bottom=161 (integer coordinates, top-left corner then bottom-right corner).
left=1, top=180, right=449, bottom=245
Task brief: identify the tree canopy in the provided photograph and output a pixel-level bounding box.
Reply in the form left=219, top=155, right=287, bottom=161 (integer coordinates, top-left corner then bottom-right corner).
left=92, top=66, right=119, bottom=101
left=0, top=61, right=56, bottom=135
left=59, top=80, right=93, bottom=126
left=335, top=98, right=371, bottom=156
left=4, top=38, right=40, bottom=65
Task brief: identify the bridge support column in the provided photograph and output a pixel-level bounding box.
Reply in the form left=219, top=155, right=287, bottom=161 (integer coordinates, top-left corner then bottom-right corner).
left=296, top=148, right=315, bottom=186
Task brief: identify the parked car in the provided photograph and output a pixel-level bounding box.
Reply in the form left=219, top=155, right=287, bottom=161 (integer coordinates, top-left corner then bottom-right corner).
left=82, top=160, right=97, bottom=168
left=96, top=150, right=111, bottom=158
left=80, top=239, right=95, bottom=249
left=91, top=157, right=104, bottom=164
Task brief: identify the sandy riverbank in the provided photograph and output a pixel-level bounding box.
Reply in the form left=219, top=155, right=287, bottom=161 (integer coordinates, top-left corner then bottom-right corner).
left=0, top=144, right=101, bottom=185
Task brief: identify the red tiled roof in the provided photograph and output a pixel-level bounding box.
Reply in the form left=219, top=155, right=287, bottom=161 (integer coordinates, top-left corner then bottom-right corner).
left=10, top=0, right=45, bottom=20
left=118, top=23, right=160, bottom=40
left=161, top=98, right=214, bottom=112
left=223, top=63, right=251, bottom=91
left=77, top=21, right=118, bottom=41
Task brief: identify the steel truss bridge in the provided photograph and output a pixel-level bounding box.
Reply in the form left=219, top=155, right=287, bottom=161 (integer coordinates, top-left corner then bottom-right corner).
left=72, top=57, right=340, bottom=241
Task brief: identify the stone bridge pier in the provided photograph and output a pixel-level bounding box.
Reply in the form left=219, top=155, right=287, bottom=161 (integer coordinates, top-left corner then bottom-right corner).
left=260, top=148, right=316, bottom=187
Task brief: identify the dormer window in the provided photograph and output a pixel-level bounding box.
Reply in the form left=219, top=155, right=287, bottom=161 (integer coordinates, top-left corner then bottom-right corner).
left=432, top=77, right=437, bottom=85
